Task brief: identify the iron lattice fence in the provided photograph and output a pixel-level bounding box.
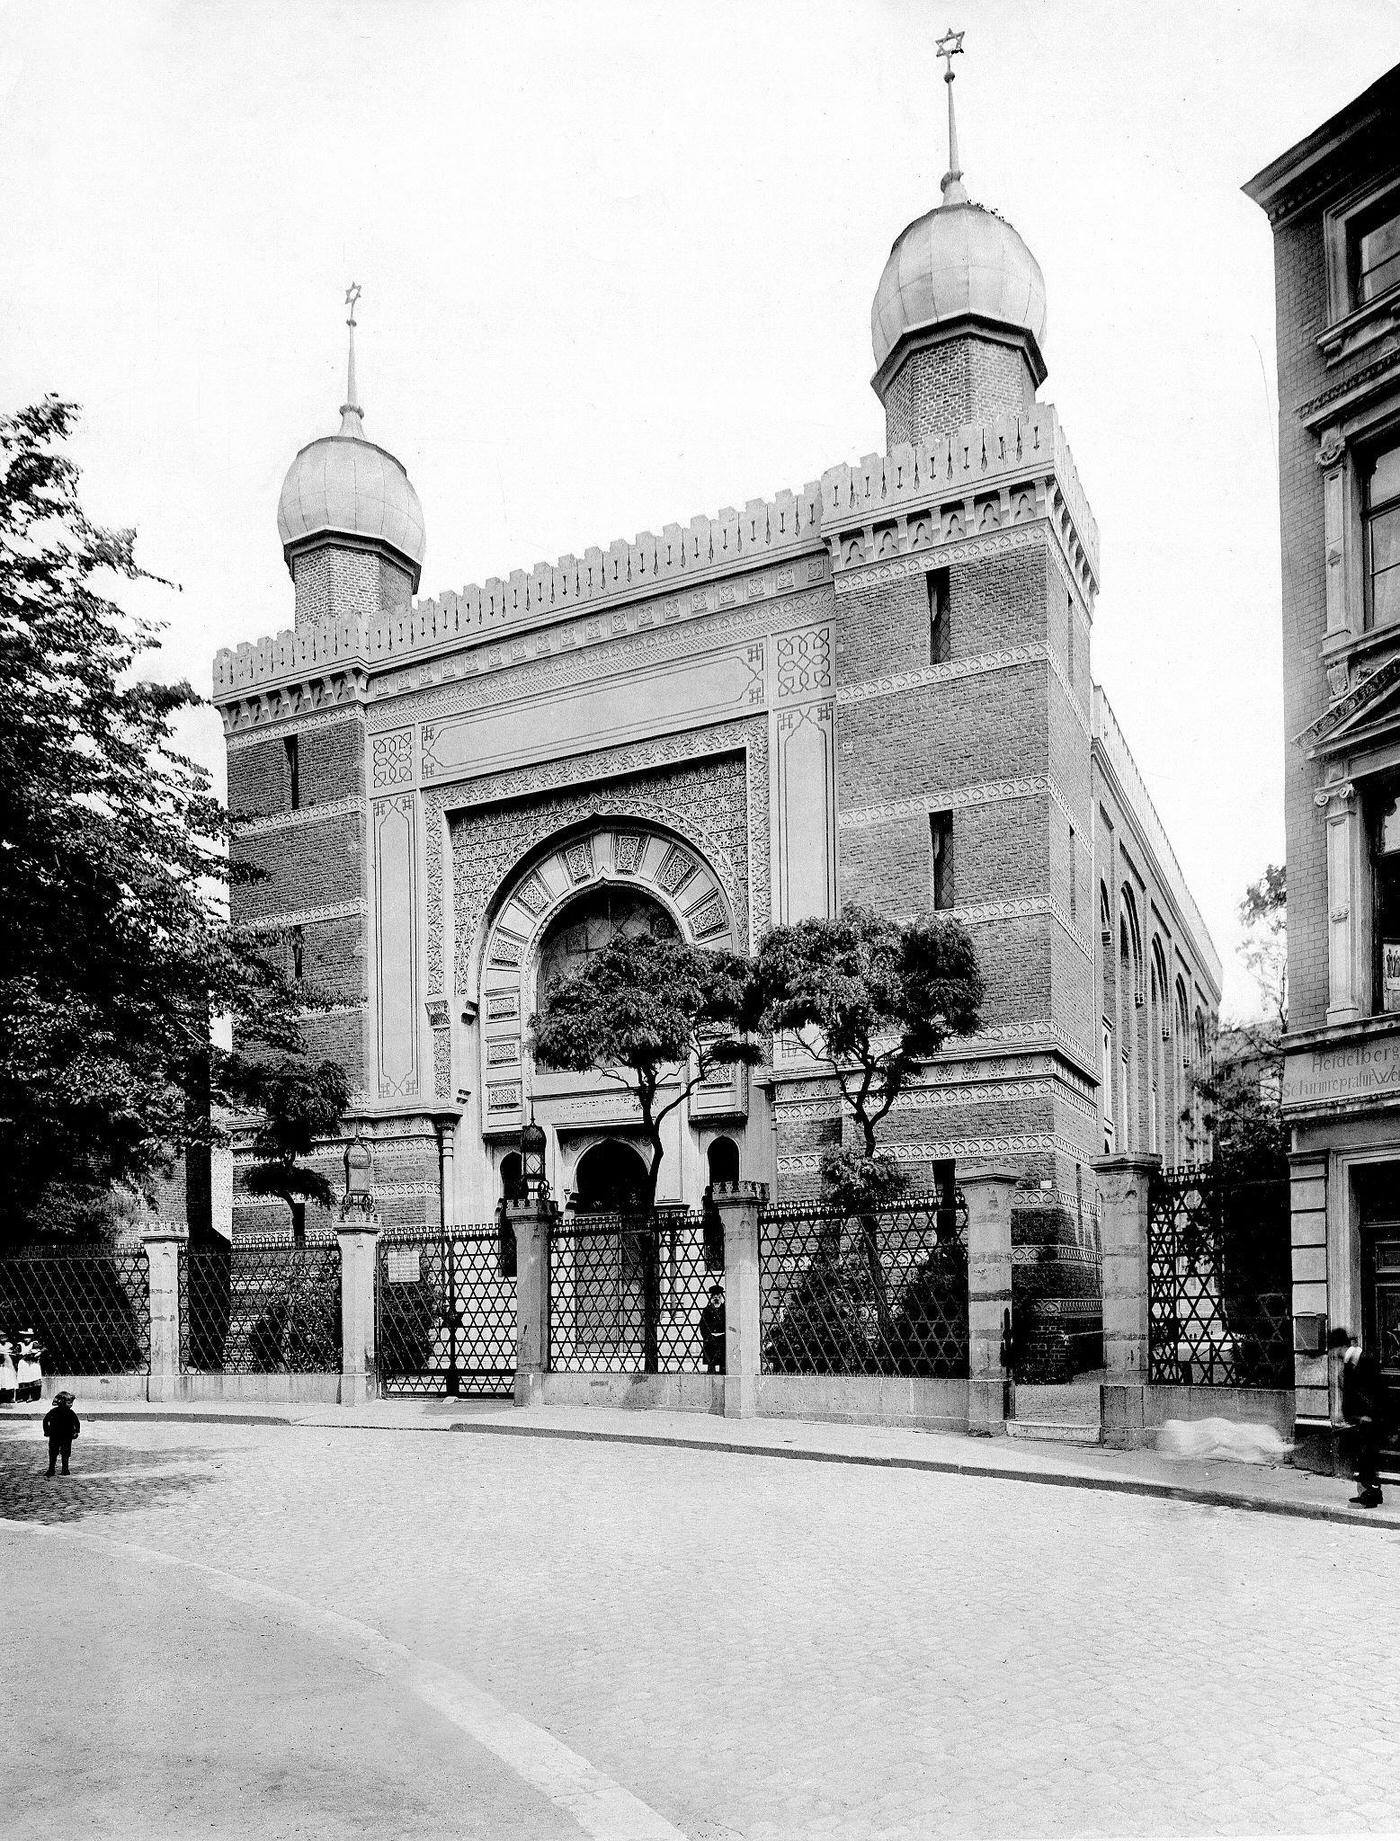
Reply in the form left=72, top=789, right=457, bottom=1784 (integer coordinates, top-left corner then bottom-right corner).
left=180, top=1235, right=341, bottom=1374
left=1147, top=1164, right=1292, bottom=1388
left=0, top=1242, right=150, bottom=1375
left=548, top=1211, right=718, bottom=1374
left=376, top=1225, right=516, bottom=1397
left=759, top=1191, right=969, bottom=1378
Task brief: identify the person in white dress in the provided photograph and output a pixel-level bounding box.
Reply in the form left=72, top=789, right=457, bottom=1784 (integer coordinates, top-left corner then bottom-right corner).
left=0, top=1338, right=16, bottom=1405
left=15, top=1331, right=42, bottom=1404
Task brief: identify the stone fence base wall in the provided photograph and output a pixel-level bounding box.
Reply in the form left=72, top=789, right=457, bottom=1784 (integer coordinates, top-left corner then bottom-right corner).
left=758, top=1374, right=969, bottom=1432
left=1143, top=1384, right=1294, bottom=1442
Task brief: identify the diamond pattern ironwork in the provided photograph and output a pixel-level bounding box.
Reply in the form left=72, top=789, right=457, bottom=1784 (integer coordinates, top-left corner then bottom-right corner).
left=0, top=1242, right=150, bottom=1375
left=759, top=1192, right=969, bottom=1378
left=376, top=1225, right=516, bottom=1397
left=1147, top=1164, right=1292, bottom=1388
left=180, top=1235, right=341, bottom=1375
left=548, top=1212, right=713, bottom=1374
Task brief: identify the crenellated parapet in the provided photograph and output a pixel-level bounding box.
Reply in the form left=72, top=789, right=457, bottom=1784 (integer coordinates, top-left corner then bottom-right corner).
left=818, top=404, right=1099, bottom=601
left=212, top=405, right=1098, bottom=716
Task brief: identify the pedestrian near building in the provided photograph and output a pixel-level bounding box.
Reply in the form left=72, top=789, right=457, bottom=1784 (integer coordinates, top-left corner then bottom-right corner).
left=699, top=1283, right=726, bottom=1374
left=0, top=1338, right=15, bottom=1405
left=41, top=1392, right=79, bottom=1477
left=15, top=1331, right=41, bottom=1403
left=1330, top=1328, right=1390, bottom=1507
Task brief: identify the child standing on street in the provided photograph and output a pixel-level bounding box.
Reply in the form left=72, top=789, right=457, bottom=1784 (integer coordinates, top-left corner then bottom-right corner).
left=0, top=1338, right=16, bottom=1406
left=41, top=1392, right=80, bottom=1477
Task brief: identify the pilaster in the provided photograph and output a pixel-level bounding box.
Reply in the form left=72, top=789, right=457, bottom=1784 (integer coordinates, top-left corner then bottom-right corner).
left=961, top=1166, right=1018, bottom=1436
left=1316, top=780, right=1366, bottom=1025
left=336, top=1215, right=381, bottom=1407
left=1094, top=1151, right=1160, bottom=1448
left=509, top=1194, right=550, bottom=1407
left=140, top=1222, right=187, bottom=1404
left=715, top=1181, right=766, bottom=1418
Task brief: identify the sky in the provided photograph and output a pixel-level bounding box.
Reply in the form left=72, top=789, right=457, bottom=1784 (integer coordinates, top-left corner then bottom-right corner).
left=3, top=0, right=1400, bottom=1018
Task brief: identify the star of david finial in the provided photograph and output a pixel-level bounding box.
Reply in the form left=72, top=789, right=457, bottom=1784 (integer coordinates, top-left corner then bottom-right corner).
left=935, top=26, right=965, bottom=83
left=340, top=283, right=364, bottom=433
left=934, top=26, right=968, bottom=202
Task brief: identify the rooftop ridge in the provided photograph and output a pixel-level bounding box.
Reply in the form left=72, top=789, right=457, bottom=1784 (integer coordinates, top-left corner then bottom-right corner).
left=1091, top=684, right=1222, bottom=993
left=213, top=404, right=1100, bottom=700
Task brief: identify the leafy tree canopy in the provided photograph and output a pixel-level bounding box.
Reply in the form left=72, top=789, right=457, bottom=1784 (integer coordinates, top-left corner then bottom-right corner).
left=226, top=1055, right=352, bottom=1229
left=751, top=904, right=983, bottom=1170
left=1196, top=864, right=1287, bottom=1189
left=531, top=931, right=757, bottom=1207
left=0, top=398, right=302, bottom=1243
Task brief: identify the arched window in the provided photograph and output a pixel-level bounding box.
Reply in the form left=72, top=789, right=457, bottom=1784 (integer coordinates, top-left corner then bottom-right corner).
left=1174, top=978, right=1192, bottom=1162
left=707, top=1136, right=740, bottom=1188
left=536, top=885, right=677, bottom=1001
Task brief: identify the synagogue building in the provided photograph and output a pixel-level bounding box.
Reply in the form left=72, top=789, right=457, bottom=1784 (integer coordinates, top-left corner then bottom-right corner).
left=216, top=69, right=1219, bottom=1242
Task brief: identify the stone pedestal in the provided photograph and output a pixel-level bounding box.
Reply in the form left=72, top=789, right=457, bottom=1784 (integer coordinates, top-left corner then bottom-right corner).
left=962, top=1168, right=1019, bottom=1436
left=715, top=1182, right=765, bottom=1418
left=140, top=1222, right=187, bottom=1404
left=1094, top=1152, right=1160, bottom=1449
left=509, top=1195, right=550, bottom=1407
left=336, top=1214, right=381, bottom=1407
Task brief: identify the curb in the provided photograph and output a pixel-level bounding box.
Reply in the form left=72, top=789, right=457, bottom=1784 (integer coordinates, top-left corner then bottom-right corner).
left=3, top=1404, right=1394, bottom=1531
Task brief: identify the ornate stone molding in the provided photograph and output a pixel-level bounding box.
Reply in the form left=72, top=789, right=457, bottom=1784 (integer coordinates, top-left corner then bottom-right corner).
left=232, top=797, right=363, bottom=838
left=225, top=704, right=367, bottom=752
left=236, top=899, right=367, bottom=933
left=835, top=646, right=1041, bottom=709
left=839, top=776, right=1075, bottom=832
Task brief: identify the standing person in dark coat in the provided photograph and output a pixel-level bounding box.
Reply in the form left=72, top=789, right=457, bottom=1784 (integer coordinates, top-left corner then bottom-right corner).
left=1330, top=1328, right=1389, bottom=1507
left=699, top=1283, right=726, bottom=1374
left=41, top=1391, right=80, bottom=1478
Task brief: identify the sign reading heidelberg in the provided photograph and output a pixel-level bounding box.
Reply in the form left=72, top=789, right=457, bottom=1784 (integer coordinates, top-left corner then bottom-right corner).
left=1284, top=1034, right=1400, bottom=1112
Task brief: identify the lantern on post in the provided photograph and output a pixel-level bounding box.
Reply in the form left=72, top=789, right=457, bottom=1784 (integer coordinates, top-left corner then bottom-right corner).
left=520, top=1116, right=547, bottom=1199
left=342, top=1134, right=374, bottom=1219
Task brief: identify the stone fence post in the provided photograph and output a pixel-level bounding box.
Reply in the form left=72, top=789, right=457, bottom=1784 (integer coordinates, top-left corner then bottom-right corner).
left=336, top=1213, right=381, bottom=1407
left=715, top=1181, right=766, bottom=1418
left=962, top=1168, right=1018, bottom=1436
left=140, top=1222, right=187, bottom=1404
left=1094, top=1152, right=1160, bottom=1449
left=509, top=1193, right=552, bottom=1407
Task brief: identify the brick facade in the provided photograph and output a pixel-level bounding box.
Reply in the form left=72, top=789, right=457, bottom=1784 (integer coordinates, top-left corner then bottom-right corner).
left=213, top=146, right=1219, bottom=1253
left=1244, top=63, right=1400, bottom=1464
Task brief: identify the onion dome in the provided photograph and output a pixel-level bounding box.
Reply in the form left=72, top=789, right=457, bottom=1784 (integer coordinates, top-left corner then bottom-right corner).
left=871, top=30, right=1048, bottom=390
left=276, top=288, right=425, bottom=588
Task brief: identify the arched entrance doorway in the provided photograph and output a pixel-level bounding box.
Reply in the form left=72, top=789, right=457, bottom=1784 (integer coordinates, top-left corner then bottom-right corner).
left=574, top=1139, right=651, bottom=1214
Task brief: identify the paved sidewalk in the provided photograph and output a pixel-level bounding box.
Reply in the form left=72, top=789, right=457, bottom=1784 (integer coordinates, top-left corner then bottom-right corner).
left=8, top=1394, right=1395, bottom=1531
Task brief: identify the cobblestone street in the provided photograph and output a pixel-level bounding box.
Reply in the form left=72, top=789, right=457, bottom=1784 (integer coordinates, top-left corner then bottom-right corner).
left=3, top=1415, right=1398, bottom=1839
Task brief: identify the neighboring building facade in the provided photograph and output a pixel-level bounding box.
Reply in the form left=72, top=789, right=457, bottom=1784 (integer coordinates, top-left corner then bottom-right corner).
left=1246, top=63, right=1400, bottom=1466
left=216, top=72, right=1219, bottom=1242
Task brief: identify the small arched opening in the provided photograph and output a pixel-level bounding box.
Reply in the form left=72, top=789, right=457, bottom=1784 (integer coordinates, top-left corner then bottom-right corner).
left=574, top=1139, right=651, bottom=1216
left=706, top=1136, right=740, bottom=1189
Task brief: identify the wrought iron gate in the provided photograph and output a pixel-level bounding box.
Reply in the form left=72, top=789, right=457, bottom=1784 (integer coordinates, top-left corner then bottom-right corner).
left=1147, top=1164, right=1291, bottom=1387
left=547, top=1211, right=714, bottom=1373
left=376, top=1225, right=516, bottom=1396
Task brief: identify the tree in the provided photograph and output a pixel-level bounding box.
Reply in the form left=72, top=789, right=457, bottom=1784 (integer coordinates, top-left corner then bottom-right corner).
left=0, top=398, right=301, bottom=1245
left=751, top=903, right=983, bottom=1334
left=225, top=1055, right=352, bottom=1241
left=751, top=903, right=983, bottom=1166
left=532, top=932, right=757, bottom=1210
left=531, top=931, right=757, bottom=1371
left=1191, top=866, right=1290, bottom=1381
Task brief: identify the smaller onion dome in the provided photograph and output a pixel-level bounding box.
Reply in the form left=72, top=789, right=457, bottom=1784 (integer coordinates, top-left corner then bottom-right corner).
left=871, top=32, right=1048, bottom=390
left=276, top=289, right=425, bottom=587
left=871, top=199, right=1048, bottom=381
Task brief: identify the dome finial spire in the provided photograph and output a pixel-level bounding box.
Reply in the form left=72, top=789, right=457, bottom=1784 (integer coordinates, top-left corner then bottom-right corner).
left=935, top=26, right=968, bottom=206
left=339, top=282, right=364, bottom=437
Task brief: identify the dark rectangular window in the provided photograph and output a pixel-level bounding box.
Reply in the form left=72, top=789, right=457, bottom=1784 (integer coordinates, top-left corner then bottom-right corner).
left=291, top=927, right=304, bottom=984
left=285, top=734, right=300, bottom=810
left=1066, top=593, right=1076, bottom=686
left=930, top=811, right=954, bottom=911
left=1068, top=823, right=1077, bottom=922
left=927, top=568, right=950, bottom=664
left=1373, top=778, right=1400, bottom=1014
left=1355, top=198, right=1400, bottom=304
left=1366, top=442, right=1400, bottom=631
